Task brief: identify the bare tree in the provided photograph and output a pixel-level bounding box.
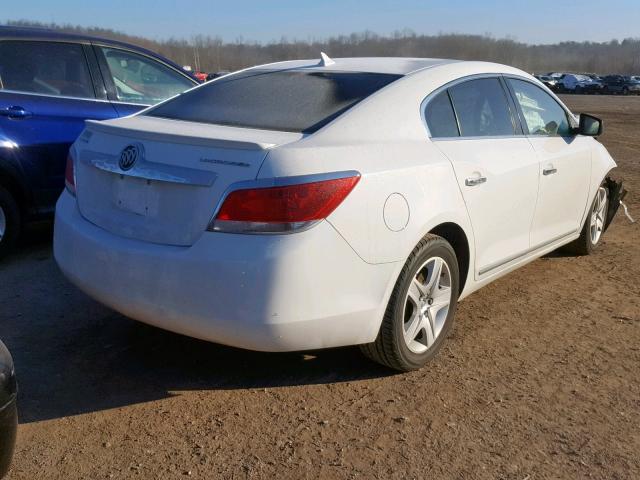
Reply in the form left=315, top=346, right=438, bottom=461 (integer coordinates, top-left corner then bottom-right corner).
left=7, top=20, right=640, bottom=75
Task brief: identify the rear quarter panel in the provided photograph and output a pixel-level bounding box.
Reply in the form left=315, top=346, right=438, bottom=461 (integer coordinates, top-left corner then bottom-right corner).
left=259, top=140, right=473, bottom=266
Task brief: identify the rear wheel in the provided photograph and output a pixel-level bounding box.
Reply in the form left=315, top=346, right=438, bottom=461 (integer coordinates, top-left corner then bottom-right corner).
left=562, top=184, right=608, bottom=256
left=0, top=186, right=20, bottom=260
left=360, top=235, right=459, bottom=371
left=623, top=87, right=630, bottom=96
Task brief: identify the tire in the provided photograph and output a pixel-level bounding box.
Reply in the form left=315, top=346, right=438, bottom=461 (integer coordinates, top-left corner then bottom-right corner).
left=623, top=87, right=629, bottom=96
left=0, top=186, right=21, bottom=260
left=562, top=183, right=608, bottom=256
left=360, top=234, right=459, bottom=371
left=0, top=398, right=17, bottom=478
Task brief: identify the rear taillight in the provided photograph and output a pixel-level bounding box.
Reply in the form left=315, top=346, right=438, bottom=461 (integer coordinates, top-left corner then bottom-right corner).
left=65, top=153, right=76, bottom=196
left=209, top=174, right=360, bottom=233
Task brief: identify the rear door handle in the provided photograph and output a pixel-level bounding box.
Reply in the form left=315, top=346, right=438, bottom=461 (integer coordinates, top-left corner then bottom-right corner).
left=543, top=166, right=557, bottom=176
left=0, top=106, right=32, bottom=119
left=465, top=176, right=487, bottom=187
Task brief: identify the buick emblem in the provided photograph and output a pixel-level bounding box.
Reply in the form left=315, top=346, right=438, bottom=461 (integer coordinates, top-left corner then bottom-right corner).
left=119, top=144, right=142, bottom=171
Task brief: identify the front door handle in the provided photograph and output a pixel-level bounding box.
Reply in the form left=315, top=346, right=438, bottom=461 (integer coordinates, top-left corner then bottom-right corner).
left=0, top=106, right=32, bottom=119
left=465, top=176, right=487, bottom=187
left=543, top=167, right=558, bottom=176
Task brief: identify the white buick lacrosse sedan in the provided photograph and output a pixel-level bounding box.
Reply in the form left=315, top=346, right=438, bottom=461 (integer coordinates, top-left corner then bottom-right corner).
left=54, top=56, right=626, bottom=371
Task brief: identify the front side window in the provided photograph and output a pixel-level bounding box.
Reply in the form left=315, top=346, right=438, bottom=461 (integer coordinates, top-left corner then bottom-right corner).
left=508, top=78, right=571, bottom=136
left=0, top=40, right=94, bottom=99
left=424, top=90, right=459, bottom=138
left=98, top=47, right=194, bottom=105
left=448, top=78, right=516, bottom=137
left=146, top=70, right=402, bottom=133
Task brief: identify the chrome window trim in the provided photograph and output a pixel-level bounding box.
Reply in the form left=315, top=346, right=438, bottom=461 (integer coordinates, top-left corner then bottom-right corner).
left=420, top=73, right=523, bottom=140
left=0, top=87, right=111, bottom=104
left=0, top=88, right=153, bottom=107
left=420, top=72, right=578, bottom=141
left=0, top=37, right=92, bottom=46
left=429, top=134, right=528, bottom=142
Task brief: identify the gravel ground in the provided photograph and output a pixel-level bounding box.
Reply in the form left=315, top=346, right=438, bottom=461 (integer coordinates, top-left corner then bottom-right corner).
left=1, top=95, right=639, bottom=480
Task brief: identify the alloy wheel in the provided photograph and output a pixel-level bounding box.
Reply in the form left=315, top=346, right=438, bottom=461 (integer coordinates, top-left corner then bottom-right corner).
left=403, top=257, right=452, bottom=354
left=590, top=187, right=608, bottom=245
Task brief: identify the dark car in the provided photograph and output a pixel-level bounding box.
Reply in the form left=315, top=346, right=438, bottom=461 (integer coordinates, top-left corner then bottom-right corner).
left=0, top=26, right=198, bottom=257
left=205, top=71, right=231, bottom=81
left=602, top=75, right=640, bottom=95
left=583, top=74, right=604, bottom=94
left=0, top=340, right=17, bottom=479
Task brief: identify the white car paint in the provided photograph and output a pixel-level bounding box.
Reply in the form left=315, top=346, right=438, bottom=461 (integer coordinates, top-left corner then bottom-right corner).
left=54, top=57, right=616, bottom=352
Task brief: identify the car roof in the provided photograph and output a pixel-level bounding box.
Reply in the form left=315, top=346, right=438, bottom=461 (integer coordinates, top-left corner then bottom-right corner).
left=255, top=57, right=461, bottom=75
left=0, top=25, right=195, bottom=80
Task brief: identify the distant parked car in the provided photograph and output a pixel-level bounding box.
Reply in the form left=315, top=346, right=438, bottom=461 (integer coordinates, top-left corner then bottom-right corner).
left=0, top=26, right=198, bottom=258
left=206, top=71, right=230, bottom=81
left=0, top=340, right=17, bottom=479
left=582, top=74, right=604, bottom=94
left=546, top=72, right=566, bottom=79
left=560, top=74, right=601, bottom=94
left=534, top=74, right=559, bottom=91
left=602, top=75, right=640, bottom=95
left=55, top=57, right=625, bottom=371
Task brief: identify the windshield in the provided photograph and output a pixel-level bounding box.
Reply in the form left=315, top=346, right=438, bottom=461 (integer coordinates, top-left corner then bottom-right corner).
left=145, top=69, right=402, bottom=133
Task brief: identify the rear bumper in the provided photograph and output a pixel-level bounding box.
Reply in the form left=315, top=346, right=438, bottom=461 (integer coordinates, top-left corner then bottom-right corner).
left=0, top=397, right=17, bottom=479
left=54, top=192, right=397, bottom=352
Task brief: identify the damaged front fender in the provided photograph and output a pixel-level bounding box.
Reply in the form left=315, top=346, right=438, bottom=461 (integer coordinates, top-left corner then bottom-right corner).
left=604, top=176, right=630, bottom=231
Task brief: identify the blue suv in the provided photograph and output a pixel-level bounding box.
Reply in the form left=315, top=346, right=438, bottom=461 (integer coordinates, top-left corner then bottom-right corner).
left=0, top=26, right=198, bottom=257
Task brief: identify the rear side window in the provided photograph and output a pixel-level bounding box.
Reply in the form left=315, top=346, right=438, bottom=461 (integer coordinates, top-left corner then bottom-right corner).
left=0, top=40, right=95, bottom=99
left=424, top=90, right=459, bottom=138
left=146, top=70, right=402, bottom=133
left=448, top=78, right=516, bottom=137
left=97, top=47, right=194, bottom=105
left=507, top=78, right=571, bottom=136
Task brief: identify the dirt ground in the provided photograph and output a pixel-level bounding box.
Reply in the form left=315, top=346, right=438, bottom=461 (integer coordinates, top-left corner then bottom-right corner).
left=1, top=95, right=639, bottom=480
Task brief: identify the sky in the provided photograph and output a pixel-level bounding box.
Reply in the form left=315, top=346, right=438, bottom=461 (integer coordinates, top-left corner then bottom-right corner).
left=2, top=0, right=640, bottom=45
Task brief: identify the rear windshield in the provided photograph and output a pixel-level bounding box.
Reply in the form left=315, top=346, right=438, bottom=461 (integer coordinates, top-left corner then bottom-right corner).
left=145, top=69, right=402, bottom=133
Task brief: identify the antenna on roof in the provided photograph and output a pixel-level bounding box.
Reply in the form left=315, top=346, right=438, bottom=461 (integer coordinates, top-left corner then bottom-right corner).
left=318, top=52, right=335, bottom=67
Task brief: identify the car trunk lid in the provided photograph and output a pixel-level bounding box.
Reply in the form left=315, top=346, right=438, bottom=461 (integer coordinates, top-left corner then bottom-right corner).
left=74, top=116, right=303, bottom=246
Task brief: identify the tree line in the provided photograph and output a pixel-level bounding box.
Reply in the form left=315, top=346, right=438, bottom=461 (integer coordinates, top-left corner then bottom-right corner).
left=7, top=20, right=640, bottom=75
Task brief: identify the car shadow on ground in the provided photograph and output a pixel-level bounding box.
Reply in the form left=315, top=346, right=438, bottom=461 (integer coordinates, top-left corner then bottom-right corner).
left=1, top=231, right=395, bottom=424
left=16, top=317, right=393, bottom=425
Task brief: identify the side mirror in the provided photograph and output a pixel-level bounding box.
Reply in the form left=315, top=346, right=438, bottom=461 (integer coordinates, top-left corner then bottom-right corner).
left=577, top=113, right=603, bottom=136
